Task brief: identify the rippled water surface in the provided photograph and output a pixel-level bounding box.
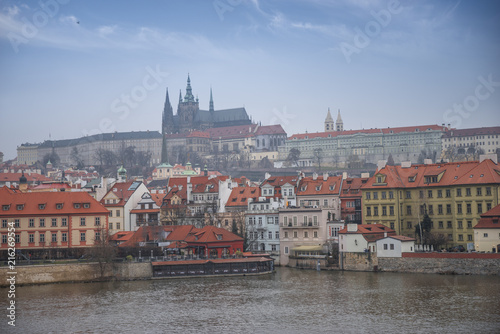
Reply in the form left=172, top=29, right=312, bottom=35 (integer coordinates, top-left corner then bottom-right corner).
left=3, top=268, right=500, bottom=333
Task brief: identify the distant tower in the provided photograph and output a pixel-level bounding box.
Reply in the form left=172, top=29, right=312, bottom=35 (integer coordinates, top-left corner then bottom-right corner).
left=209, top=87, right=214, bottom=113
left=336, top=109, right=344, bottom=132
left=19, top=171, right=28, bottom=192
left=325, top=108, right=334, bottom=132
left=117, top=165, right=127, bottom=183
left=177, top=74, right=200, bottom=133
left=162, top=88, right=175, bottom=134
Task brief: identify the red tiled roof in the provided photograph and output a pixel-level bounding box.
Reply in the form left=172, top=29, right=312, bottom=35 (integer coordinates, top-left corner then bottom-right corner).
left=150, top=193, right=165, bottom=206
left=226, top=186, right=260, bottom=207
left=289, top=124, right=443, bottom=140
left=0, top=172, right=51, bottom=183
left=186, top=225, right=244, bottom=243
left=385, top=235, right=416, bottom=241
left=206, top=124, right=258, bottom=140
left=362, top=159, right=500, bottom=189
left=186, top=130, right=210, bottom=138
left=254, top=124, right=287, bottom=135
left=100, top=180, right=143, bottom=207
left=0, top=186, right=108, bottom=216
left=297, top=175, right=342, bottom=196
left=474, top=204, right=500, bottom=229
left=109, top=231, right=134, bottom=242
left=339, top=223, right=395, bottom=235
left=340, top=177, right=368, bottom=198
left=32, top=183, right=72, bottom=190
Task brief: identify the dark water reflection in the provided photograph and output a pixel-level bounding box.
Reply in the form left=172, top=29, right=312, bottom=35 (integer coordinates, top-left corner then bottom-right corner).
left=3, top=268, right=500, bottom=333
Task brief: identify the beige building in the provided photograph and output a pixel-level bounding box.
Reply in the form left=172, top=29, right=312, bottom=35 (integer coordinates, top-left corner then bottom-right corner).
left=442, top=126, right=500, bottom=160
left=473, top=204, right=500, bottom=252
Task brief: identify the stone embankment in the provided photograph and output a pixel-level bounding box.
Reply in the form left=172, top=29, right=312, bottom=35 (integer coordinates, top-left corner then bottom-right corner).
left=0, top=262, right=152, bottom=287
left=340, top=252, right=500, bottom=275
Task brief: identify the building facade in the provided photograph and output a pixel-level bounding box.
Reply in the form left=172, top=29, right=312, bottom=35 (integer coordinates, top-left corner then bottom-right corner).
left=361, top=158, right=500, bottom=249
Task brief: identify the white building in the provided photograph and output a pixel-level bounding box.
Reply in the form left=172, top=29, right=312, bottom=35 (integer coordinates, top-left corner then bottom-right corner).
left=376, top=236, right=416, bottom=257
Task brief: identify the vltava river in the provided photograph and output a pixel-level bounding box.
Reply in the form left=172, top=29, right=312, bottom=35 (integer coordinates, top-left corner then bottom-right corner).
left=3, top=267, right=500, bottom=333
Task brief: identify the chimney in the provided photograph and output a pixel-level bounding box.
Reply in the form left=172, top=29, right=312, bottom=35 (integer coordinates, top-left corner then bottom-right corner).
left=384, top=232, right=387, bottom=238
left=377, top=160, right=387, bottom=171
left=347, top=223, right=358, bottom=232
left=323, top=173, right=328, bottom=181
left=361, top=172, right=370, bottom=178
left=401, top=161, right=412, bottom=168
left=442, top=123, right=446, bottom=131
left=312, top=172, right=318, bottom=181
left=424, top=159, right=432, bottom=165
left=265, top=172, right=271, bottom=180
left=342, top=172, right=348, bottom=180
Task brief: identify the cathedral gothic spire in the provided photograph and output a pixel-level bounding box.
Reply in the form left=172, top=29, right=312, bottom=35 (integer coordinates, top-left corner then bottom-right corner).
left=184, top=74, right=195, bottom=102
left=209, top=87, right=214, bottom=112
left=336, top=109, right=344, bottom=132
left=324, top=108, right=334, bottom=132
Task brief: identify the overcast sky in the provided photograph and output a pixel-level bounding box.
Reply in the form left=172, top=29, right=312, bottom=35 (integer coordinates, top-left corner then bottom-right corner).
left=1, top=0, right=499, bottom=160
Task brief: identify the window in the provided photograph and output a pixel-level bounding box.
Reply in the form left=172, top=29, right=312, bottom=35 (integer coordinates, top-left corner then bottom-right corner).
left=29, top=219, right=34, bottom=227
left=468, top=234, right=473, bottom=241
left=284, top=246, right=289, bottom=254
left=313, top=216, right=318, bottom=225
left=80, top=217, right=86, bottom=226
left=429, top=205, right=434, bottom=215
left=457, top=204, right=462, bottom=214
left=374, top=207, right=379, bottom=216
left=405, top=191, right=411, bottom=199
left=293, top=217, right=297, bottom=226
left=83, top=203, right=90, bottom=209
left=80, top=232, right=86, bottom=242
left=390, top=222, right=395, bottom=229
left=487, top=202, right=492, bottom=211
left=381, top=192, right=386, bottom=199
left=382, top=206, right=387, bottom=216
left=456, top=188, right=462, bottom=197
left=467, top=221, right=472, bottom=228
left=284, top=216, right=288, bottom=225
left=109, top=211, right=113, bottom=217
left=293, top=231, right=298, bottom=238
left=389, top=191, right=394, bottom=199
left=1, top=219, right=6, bottom=228
left=61, top=218, right=67, bottom=227
left=438, top=205, right=443, bottom=215
left=40, top=233, right=45, bottom=243
left=483, top=233, right=488, bottom=238
left=62, top=233, right=67, bottom=242
left=447, top=221, right=452, bottom=228
left=448, top=234, right=453, bottom=241
left=458, top=221, right=463, bottom=229
left=268, top=231, right=273, bottom=239
left=438, top=221, right=443, bottom=229
left=38, top=204, right=46, bottom=210
left=1, top=235, right=6, bottom=244
left=406, top=206, right=412, bottom=215
left=383, top=243, right=388, bottom=250
left=446, top=189, right=451, bottom=198
left=52, top=233, right=57, bottom=243
left=109, top=223, right=113, bottom=230
left=314, top=231, right=318, bottom=238
left=52, top=218, right=57, bottom=227
left=466, top=203, right=472, bottom=214
left=29, top=234, right=34, bottom=243
left=284, top=231, right=288, bottom=238
left=477, top=203, right=482, bottom=214
left=95, top=217, right=100, bottom=226
left=116, top=223, right=120, bottom=229
left=476, top=188, right=482, bottom=196
left=486, top=187, right=492, bottom=196
left=304, top=231, right=308, bottom=238
left=15, top=219, right=19, bottom=228
left=303, top=216, right=307, bottom=225
left=389, top=206, right=394, bottom=216
left=390, top=244, right=394, bottom=250
left=15, top=234, right=20, bottom=243
left=366, top=192, right=371, bottom=200
left=116, top=210, right=120, bottom=217
left=275, top=231, right=279, bottom=239
left=367, top=207, right=371, bottom=216
left=446, top=204, right=451, bottom=214
left=466, top=188, right=471, bottom=196
left=373, top=192, right=378, bottom=200
left=407, top=222, right=412, bottom=229
left=458, top=234, right=463, bottom=241
left=39, top=218, right=45, bottom=227
left=95, top=232, right=101, bottom=241
left=437, top=190, right=443, bottom=198
left=324, top=199, right=328, bottom=207
left=74, top=203, right=81, bottom=209
left=428, top=190, right=433, bottom=198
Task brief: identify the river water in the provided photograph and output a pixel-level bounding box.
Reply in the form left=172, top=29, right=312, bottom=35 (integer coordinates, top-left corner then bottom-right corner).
left=2, top=268, right=500, bottom=333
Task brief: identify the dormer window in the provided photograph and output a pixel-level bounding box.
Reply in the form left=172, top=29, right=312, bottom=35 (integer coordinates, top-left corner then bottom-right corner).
left=408, top=176, right=416, bottom=182
left=216, top=234, right=222, bottom=240
left=16, top=204, right=23, bottom=210
left=56, top=203, right=63, bottom=210
left=316, top=185, right=321, bottom=191
left=329, top=185, right=335, bottom=191
left=38, top=204, right=46, bottom=210
left=83, top=203, right=90, bottom=209
left=74, top=203, right=81, bottom=209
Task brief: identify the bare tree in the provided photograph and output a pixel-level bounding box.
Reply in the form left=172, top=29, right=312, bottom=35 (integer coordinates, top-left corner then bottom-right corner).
left=286, top=148, right=301, bottom=167
left=85, top=226, right=117, bottom=279
left=313, top=148, right=323, bottom=170
left=71, top=147, right=84, bottom=169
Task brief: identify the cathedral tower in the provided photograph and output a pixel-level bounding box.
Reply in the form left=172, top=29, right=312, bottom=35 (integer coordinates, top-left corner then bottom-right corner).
left=336, top=109, right=344, bottom=132
left=177, top=74, right=200, bottom=133
left=325, top=108, right=334, bottom=132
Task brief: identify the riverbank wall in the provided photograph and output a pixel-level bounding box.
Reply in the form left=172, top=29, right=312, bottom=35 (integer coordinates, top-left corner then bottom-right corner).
left=340, top=252, right=500, bottom=275
left=0, top=262, right=152, bottom=287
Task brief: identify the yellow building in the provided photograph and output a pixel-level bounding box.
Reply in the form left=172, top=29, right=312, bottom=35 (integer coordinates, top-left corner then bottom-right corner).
left=361, top=159, right=500, bottom=248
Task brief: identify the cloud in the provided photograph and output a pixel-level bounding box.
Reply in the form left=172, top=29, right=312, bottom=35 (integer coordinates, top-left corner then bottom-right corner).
left=59, top=15, right=79, bottom=25
left=4, top=5, right=20, bottom=17
left=97, top=25, right=117, bottom=37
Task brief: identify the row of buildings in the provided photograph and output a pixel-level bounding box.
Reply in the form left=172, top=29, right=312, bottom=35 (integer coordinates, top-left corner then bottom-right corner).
left=13, top=75, right=500, bottom=168
left=1, top=157, right=499, bottom=264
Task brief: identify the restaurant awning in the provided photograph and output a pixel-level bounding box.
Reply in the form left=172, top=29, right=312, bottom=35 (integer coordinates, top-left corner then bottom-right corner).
left=291, top=245, right=323, bottom=252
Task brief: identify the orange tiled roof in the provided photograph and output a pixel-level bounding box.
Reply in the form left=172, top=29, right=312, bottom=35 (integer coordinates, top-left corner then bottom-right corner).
left=100, top=180, right=142, bottom=207
left=474, top=204, right=500, bottom=229
left=297, top=175, right=343, bottom=196
left=226, top=186, right=260, bottom=207
left=0, top=186, right=108, bottom=216
left=340, top=177, right=369, bottom=198
left=186, top=225, right=244, bottom=243
left=362, top=159, right=500, bottom=189
left=0, top=172, right=50, bottom=183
